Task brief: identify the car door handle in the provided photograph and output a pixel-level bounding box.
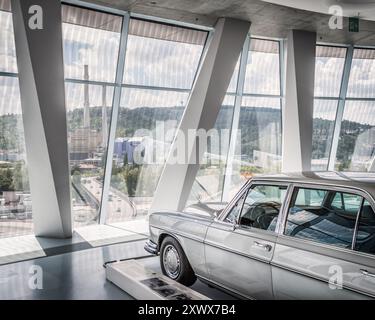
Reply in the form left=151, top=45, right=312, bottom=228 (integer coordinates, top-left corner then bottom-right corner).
left=360, top=269, right=375, bottom=278
left=252, top=241, right=272, bottom=252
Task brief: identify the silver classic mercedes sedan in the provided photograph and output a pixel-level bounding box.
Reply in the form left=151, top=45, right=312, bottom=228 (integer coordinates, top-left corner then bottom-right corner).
left=145, top=172, right=375, bottom=299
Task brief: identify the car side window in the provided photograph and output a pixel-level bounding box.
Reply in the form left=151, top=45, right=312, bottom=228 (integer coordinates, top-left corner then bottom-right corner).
left=285, top=187, right=362, bottom=249
left=224, top=193, right=245, bottom=224
left=354, top=200, right=375, bottom=255
left=331, top=192, right=363, bottom=213
left=238, top=185, right=287, bottom=232
left=295, top=188, right=327, bottom=207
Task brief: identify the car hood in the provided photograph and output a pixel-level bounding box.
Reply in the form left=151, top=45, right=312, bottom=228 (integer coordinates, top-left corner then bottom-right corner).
left=183, top=201, right=228, bottom=218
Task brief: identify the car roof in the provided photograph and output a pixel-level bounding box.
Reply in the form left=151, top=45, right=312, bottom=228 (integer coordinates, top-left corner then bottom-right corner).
left=251, top=171, right=375, bottom=198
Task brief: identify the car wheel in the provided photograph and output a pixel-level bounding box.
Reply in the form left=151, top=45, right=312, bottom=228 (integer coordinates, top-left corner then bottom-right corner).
left=160, top=236, right=196, bottom=286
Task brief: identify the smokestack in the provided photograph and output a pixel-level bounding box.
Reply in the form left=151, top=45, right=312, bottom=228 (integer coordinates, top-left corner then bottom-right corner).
left=83, top=65, right=90, bottom=128
left=102, top=85, right=108, bottom=147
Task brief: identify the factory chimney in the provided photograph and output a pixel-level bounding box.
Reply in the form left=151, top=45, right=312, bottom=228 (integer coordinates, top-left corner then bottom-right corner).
left=101, top=85, right=108, bottom=147
left=83, top=65, right=90, bottom=128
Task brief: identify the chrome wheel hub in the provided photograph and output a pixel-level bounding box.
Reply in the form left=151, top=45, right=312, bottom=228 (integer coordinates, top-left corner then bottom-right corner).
left=163, top=245, right=180, bottom=279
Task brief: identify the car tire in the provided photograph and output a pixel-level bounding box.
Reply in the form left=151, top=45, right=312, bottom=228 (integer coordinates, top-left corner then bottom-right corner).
left=160, top=236, right=197, bottom=286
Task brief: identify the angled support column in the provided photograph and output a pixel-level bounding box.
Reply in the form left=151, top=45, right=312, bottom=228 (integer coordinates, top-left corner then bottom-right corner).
left=221, top=36, right=251, bottom=202
left=282, top=30, right=316, bottom=173
left=328, top=45, right=353, bottom=171
left=12, top=0, right=72, bottom=238
left=150, top=18, right=250, bottom=213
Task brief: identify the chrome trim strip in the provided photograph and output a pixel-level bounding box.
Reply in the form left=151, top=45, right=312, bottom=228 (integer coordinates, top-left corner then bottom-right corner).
left=210, top=221, right=279, bottom=241
left=151, top=225, right=204, bottom=244
left=271, top=261, right=375, bottom=299
left=204, top=239, right=271, bottom=264
left=154, top=223, right=272, bottom=263
left=277, top=234, right=375, bottom=269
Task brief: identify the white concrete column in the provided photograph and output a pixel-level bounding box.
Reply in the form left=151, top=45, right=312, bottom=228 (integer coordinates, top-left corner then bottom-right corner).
left=12, top=0, right=72, bottom=238
left=150, top=18, right=250, bottom=213
left=282, top=30, right=316, bottom=173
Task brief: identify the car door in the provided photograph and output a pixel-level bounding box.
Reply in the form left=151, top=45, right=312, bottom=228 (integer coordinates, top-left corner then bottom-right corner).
left=272, top=184, right=375, bottom=299
left=204, top=181, right=290, bottom=299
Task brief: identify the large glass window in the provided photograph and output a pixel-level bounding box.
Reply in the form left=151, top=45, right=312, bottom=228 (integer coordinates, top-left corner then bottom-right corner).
left=62, top=5, right=122, bottom=83
left=186, top=58, right=240, bottom=208
left=0, top=2, right=33, bottom=239
left=243, top=39, right=280, bottom=95
left=312, top=99, right=337, bottom=170
left=347, top=48, right=375, bottom=98
left=186, top=95, right=236, bottom=208
left=312, top=46, right=346, bottom=170
left=62, top=5, right=122, bottom=228
left=335, top=100, right=375, bottom=171
left=105, top=19, right=207, bottom=230
left=223, top=39, right=283, bottom=199
left=335, top=48, right=375, bottom=172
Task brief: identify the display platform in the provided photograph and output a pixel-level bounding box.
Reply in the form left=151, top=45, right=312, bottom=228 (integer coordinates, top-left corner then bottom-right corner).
left=106, top=259, right=210, bottom=300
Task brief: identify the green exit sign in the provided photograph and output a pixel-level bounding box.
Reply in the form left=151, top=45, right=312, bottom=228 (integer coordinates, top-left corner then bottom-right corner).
left=349, top=17, right=359, bottom=32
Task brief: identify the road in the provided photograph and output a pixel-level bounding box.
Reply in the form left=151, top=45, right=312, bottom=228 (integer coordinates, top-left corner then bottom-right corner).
left=81, top=177, right=139, bottom=224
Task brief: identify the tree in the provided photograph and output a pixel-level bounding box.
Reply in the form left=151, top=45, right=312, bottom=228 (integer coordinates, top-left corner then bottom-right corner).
left=123, top=165, right=140, bottom=197
left=0, top=168, right=14, bottom=192
left=123, top=153, right=129, bottom=166
left=71, top=166, right=82, bottom=185
left=12, top=162, right=29, bottom=191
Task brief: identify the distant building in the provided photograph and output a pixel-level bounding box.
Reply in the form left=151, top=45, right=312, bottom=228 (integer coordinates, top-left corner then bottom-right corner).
left=311, top=158, right=330, bottom=171
left=0, top=151, right=22, bottom=162
left=69, top=128, right=102, bottom=162
left=114, top=137, right=143, bottom=165
left=253, top=150, right=281, bottom=169
left=69, top=66, right=108, bottom=165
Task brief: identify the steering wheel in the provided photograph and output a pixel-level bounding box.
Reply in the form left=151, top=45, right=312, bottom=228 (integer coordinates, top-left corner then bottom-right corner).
left=241, top=201, right=280, bottom=228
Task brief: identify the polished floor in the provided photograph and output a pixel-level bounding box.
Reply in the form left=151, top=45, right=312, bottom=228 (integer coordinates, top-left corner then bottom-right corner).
left=0, top=223, right=148, bottom=265
left=0, top=240, right=234, bottom=300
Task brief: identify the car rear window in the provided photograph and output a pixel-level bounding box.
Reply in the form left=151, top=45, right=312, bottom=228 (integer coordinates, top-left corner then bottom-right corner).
left=285, top=187, right=363, bottom=249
